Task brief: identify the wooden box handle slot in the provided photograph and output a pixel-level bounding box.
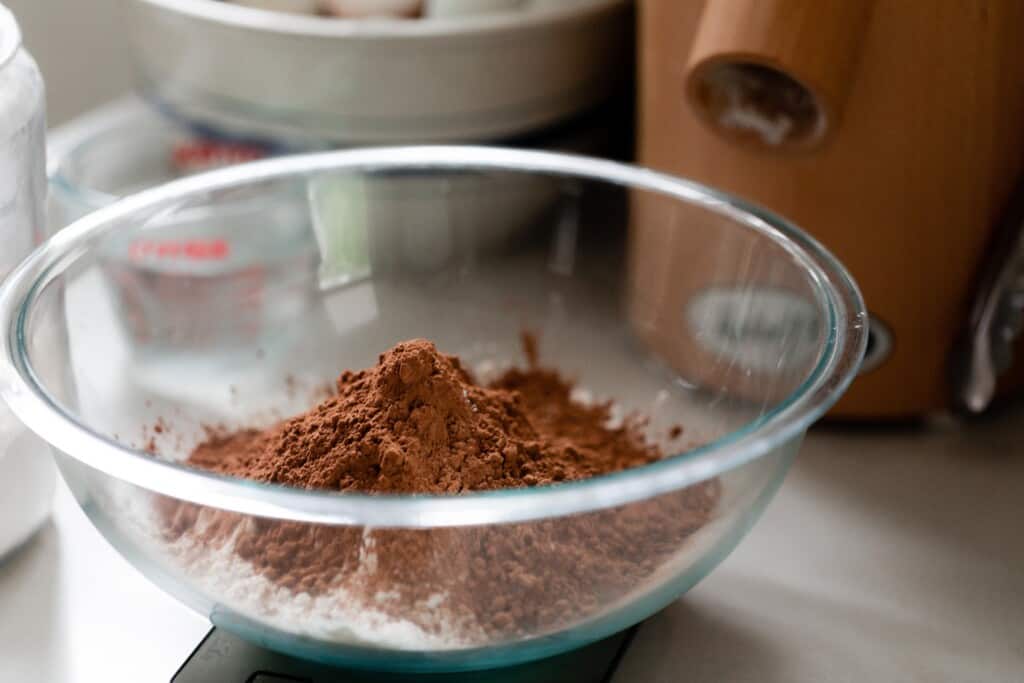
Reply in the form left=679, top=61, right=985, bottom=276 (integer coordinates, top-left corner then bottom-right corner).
left=685, top=0, right=874, bottom=151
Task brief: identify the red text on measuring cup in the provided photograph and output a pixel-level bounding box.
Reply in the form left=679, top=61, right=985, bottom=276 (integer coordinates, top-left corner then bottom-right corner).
left=127, top=239, right=231, bottom=261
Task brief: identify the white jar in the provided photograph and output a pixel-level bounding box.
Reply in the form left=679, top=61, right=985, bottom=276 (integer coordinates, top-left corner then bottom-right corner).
left=0, top=3, right=54, bottom=560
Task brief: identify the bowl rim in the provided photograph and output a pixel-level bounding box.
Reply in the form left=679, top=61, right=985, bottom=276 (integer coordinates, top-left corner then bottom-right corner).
left=132, top=0, right=630, bottom=38
left=0, top=146, right=867, bottom=527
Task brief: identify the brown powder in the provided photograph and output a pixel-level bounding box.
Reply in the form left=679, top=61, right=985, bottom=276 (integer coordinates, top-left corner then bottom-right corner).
left=160, top=339, right=719, bottom=644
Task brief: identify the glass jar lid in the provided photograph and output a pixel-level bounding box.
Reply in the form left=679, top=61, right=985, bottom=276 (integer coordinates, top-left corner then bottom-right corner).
left=0, top=4, right=20, bottom=71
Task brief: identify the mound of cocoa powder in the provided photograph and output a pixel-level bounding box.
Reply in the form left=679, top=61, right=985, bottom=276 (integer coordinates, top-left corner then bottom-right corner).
left=160, top=338, right=719, bottom=644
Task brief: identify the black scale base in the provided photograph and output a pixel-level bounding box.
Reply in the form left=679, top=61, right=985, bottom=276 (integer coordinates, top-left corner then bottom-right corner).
left=172, top=627, right=637, bottom=683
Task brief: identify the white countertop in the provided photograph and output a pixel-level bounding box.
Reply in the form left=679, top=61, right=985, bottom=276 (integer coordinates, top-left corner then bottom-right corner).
left=2, top=408, right=1022, bottom=682
left=618, top=412, right=1024, bottom=683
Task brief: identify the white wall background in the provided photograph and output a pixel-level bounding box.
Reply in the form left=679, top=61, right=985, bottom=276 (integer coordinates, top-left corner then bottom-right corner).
left=5, top=0, right=133, bottom=126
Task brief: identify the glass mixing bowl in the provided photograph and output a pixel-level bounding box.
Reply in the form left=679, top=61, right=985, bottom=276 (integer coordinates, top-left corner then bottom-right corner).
left=0, top=147, right=865, bottom=672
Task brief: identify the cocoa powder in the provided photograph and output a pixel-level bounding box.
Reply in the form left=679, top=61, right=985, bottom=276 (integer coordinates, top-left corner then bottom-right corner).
left=160, top=339, right=720, bottom=644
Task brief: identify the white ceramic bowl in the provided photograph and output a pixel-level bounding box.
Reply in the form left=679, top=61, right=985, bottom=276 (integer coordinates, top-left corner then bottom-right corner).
left=123, top=0, right=633, bottom=146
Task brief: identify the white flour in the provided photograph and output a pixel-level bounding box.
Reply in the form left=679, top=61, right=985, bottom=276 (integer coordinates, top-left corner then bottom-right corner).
left=172, top=535, right=466, bottom=650
left=107, top=484, right=475, bottom=651
left=104, top=475, right=725, bottom=653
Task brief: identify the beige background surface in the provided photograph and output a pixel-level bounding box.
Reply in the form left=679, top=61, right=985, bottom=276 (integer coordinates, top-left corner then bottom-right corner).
left=5, top=0, right=132, bottom=125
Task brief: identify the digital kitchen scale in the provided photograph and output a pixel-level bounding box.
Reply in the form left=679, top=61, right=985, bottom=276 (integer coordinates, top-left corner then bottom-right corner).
left=171, top=627, right=637, bottom=683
